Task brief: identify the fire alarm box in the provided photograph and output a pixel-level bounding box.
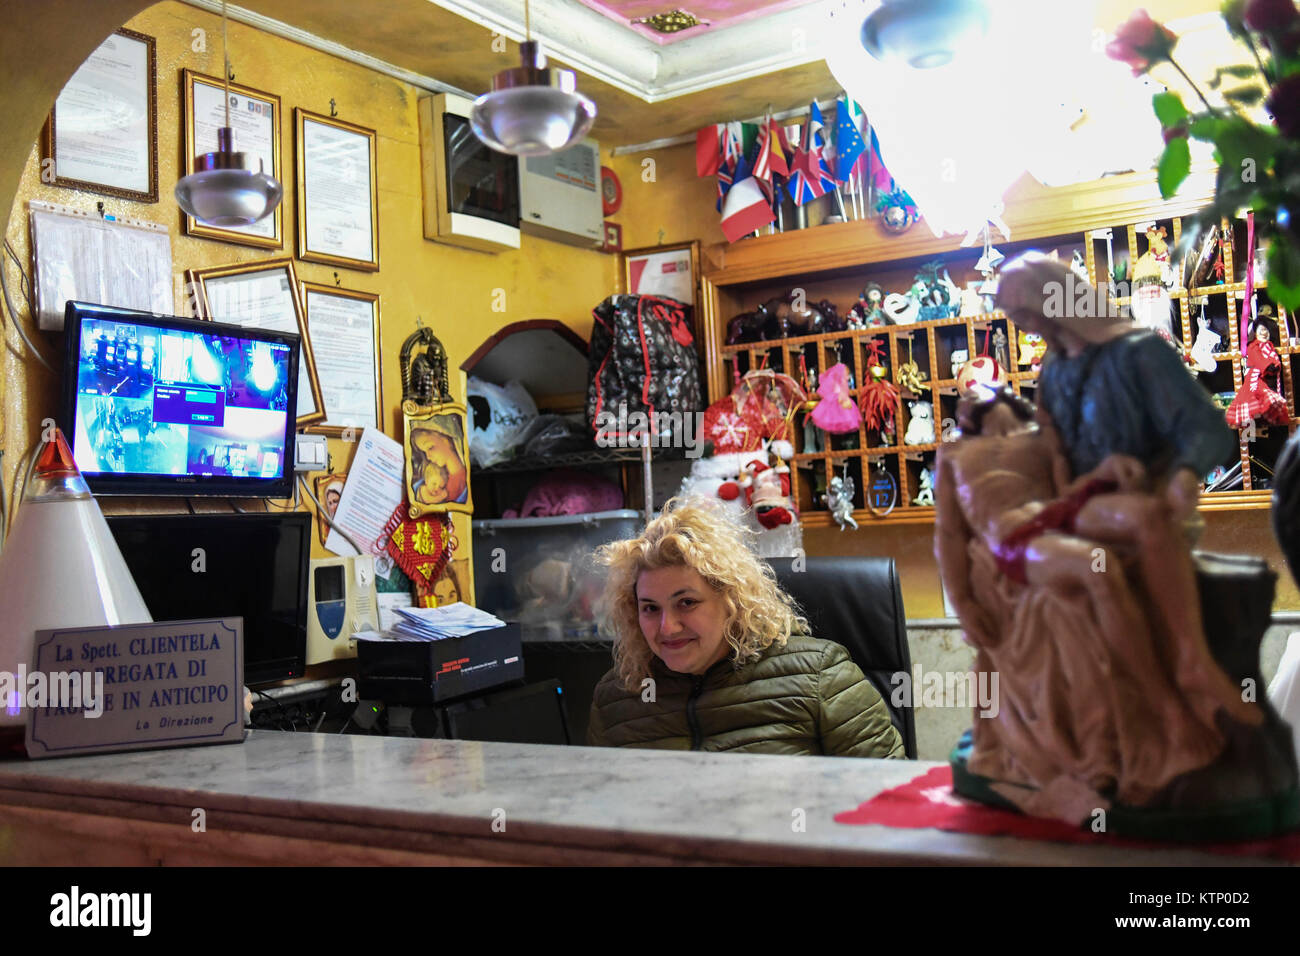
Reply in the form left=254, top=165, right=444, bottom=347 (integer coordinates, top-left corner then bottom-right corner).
left=518, top=140, right=603, bottom=248
left=418, top=93, right=521, bottom=252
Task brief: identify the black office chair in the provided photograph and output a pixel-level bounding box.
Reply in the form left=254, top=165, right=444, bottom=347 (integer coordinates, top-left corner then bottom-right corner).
left=766, top=556, right=917, bottom=758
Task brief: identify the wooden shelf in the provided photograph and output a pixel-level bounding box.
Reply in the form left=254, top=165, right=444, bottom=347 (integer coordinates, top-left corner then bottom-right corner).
left=701, top=192, right=1295, bottom=526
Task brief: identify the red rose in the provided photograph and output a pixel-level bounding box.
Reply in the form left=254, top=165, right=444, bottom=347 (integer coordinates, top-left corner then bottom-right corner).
left=1106, top=9, right=1178, bottom=75
left=1266, top=72, right=1300, bottom=138
left=1244, top=0, right=1299, bottom=32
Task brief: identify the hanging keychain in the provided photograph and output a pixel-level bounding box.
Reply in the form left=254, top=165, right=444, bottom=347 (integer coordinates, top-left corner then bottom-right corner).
left=865, top=456, right=898, bottom=518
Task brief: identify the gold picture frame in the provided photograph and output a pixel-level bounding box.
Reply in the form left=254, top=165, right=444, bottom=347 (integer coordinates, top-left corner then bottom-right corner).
left=403, top=399, right=473, bottom=518
left=186, top=257, right=327, bottom=427
left=314, top=472, right=348, bottom=545
left=181, top=70, right=282, bottom=248
left=294, top=108, right=380, bottom=271
left=300, top=282, right=383, bottom=438
left=43, top=28, right=159, bottom=203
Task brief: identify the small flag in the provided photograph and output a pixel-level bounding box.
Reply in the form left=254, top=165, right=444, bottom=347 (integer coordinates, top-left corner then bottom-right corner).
left=833, top=97, right=866, bottom=184
left=787, top=103, right=836, bottom=206
left=720, top=176, right=776, bottom=242
left=696, top=125, right=721, bottom=177
left=767, top=118, right=791, bottom=179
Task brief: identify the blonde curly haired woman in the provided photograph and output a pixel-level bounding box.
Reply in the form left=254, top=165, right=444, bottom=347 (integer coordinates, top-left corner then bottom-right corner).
left=586, top=499, right=904, bottom=758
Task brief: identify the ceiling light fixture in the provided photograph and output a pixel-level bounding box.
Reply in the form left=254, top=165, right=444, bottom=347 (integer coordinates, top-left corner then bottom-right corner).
left=174, top=0, right=283, bottom=226
left=825, top=0, right=1100, bottom=237
left=470, top=0, right=596, bottom=156
left=860, top=0, right=989, bottom=69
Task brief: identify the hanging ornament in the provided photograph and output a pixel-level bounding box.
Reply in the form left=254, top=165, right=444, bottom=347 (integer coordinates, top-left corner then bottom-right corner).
left=858, top=338, right=899, bottom=444
left=865, top=457, right=898, bottom=518
left=822, top=461, right=858, bottom=530
left=897, top=335, right=927, bottom=394
left=380, top=503, right=457, bottom=608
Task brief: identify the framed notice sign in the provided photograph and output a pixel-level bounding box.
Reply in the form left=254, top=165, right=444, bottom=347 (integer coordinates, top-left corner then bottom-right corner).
left=187, top=257, right=327, bottom=426
left=301, top=283, right=382, bottom=437
left=182, top=70, right=282, bottom=248
left=25, top=619, right=245, bottom=758
left=43, top=28, right=159, bottom=202
left=295, top=109, right=379, bottom=271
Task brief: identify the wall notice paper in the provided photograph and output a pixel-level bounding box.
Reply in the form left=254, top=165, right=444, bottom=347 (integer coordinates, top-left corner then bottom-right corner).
left=30, top=201, right=173, bottom=331
left=326, top=427, right=405, bottom=557
left=303, top=117, right=373, bottom=262
left=304, top=288, right=378, bottom=430
left=24, top=618, right=245, bottom=758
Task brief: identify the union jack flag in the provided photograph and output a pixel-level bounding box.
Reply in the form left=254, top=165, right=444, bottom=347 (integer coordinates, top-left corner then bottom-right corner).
left=787, top=102, right=836, bottom=206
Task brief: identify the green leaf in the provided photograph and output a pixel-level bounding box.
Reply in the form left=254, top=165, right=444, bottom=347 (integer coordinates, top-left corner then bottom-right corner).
left=1267, top=239, right=1300, bottom=313
left=1223, top=86, right=1265, bottom=105
left=1158, top=137, right=1192, bottom=199
left=1189, top=116, right=1222, bottom=141
left=1214, top=64, right=1258, bottom=80
left=1153, top=91, right=1189, bottom=127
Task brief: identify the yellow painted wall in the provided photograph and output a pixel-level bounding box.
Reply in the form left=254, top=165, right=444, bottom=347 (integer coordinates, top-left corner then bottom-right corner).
left=2, top=2, right=616, bottom=570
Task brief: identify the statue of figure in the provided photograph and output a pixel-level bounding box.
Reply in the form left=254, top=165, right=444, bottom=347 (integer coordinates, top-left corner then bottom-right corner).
left=938, top=253, right=1298, bottom=837
left=936, top=387, right=1256, bottom=820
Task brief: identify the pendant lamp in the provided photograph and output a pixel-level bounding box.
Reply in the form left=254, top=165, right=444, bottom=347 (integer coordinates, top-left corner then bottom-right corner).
left=174, top=1, right=282, bottom=225
left=469, top=0, right=596, bottom=155
left=0, top=431, right=151, bottom=728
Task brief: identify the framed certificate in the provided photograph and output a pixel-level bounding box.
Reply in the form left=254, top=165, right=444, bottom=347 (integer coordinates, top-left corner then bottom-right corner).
left=182, top=70, right=282, bottom=248
left=300, top=282, right=382, bottom=437
left=187, top=258, right=326, bottom=426
left=43, top=28, right=158, bottom=202
left=295, top=109, right=379, bottom=271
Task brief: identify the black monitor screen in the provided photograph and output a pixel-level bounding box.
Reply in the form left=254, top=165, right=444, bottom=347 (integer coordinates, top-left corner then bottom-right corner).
left=444, top=115, right=519, bottom=226
left=62, top=301, right=299, bottom=498
left=106, top=513, right=310, bottom=686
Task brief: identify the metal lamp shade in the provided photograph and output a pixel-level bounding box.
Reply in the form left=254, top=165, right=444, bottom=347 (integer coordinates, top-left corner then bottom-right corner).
left=0, top=432, right=151, bottom=727
left=470, top=41, right=596, bottom=156
left=175, top=127, right=282, bottom=226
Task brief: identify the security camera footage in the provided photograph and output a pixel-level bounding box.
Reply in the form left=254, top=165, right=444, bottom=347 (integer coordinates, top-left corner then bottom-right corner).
left=73, top=319, right=292, bottom=480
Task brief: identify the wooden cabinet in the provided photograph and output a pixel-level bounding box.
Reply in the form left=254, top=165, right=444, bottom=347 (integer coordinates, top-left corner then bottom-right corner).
left=699, top=169, right=1295, bottom=526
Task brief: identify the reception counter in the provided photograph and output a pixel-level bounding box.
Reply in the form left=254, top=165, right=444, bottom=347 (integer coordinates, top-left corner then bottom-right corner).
left=0, top=731, right=1286, bottom=866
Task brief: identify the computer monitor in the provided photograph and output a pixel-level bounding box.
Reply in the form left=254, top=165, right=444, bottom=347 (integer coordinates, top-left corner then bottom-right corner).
left=61, top=301, right=299, bottom=498
left=105, top=513, right=311, bottom=685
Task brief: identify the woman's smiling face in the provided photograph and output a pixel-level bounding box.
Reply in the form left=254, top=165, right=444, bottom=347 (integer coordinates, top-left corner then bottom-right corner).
left=636, top=565, right=730, bottom=675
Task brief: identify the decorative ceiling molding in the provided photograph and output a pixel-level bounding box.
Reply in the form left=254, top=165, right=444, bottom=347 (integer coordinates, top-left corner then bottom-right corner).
left=430, top=0, right=831, bottom=101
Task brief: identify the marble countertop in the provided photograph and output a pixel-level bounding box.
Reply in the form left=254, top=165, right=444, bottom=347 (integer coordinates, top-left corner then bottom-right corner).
left=0, top=732, right=1285, bottom=865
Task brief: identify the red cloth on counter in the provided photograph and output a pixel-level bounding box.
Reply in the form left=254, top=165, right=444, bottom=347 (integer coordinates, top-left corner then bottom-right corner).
left=835, top=765, right=1300, bottom=861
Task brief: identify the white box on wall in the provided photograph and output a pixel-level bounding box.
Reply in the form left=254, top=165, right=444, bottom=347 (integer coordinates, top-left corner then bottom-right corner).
left=518, top=140, right=603, bottom=248
left=417, top=93, right=521, bottom=252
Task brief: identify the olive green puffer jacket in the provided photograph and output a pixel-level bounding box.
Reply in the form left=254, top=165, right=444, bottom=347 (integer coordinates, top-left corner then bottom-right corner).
left=587, top=634, right=905, bottom=758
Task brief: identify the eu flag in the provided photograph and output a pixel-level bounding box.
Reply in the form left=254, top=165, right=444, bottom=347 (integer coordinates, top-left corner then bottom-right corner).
left=833, top=98, right=866, bottom=184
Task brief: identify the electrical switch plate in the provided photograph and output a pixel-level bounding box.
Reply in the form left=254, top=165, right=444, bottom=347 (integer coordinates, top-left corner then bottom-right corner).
left=295, top=434, right=329, bottom=473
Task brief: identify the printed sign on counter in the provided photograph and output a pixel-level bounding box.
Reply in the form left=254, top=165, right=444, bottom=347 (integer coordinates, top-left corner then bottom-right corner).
left=23, top=618, right=245, bottom=758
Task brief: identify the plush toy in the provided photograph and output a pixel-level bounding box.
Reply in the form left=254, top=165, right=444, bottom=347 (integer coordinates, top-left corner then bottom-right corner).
left=904, top=401, right=935, bottom=445
left=676, top=441, right=802, bottom=556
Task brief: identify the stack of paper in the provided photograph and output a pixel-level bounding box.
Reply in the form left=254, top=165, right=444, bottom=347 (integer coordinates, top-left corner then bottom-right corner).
left=357, top=603, right=506, bottom=642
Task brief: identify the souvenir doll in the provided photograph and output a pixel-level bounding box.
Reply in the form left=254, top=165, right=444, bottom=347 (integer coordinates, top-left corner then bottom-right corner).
left=1130, top=226, right=1176, bottom=341
left=904, top=400, right=935, bottom=445
left=1226, top=318, right=1289, bottom=428
left=810, top=362, right=862, bottom=434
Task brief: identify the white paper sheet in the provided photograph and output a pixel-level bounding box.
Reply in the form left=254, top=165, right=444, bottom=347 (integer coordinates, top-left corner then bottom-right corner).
left=325, top=426, right=404, bottom=557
